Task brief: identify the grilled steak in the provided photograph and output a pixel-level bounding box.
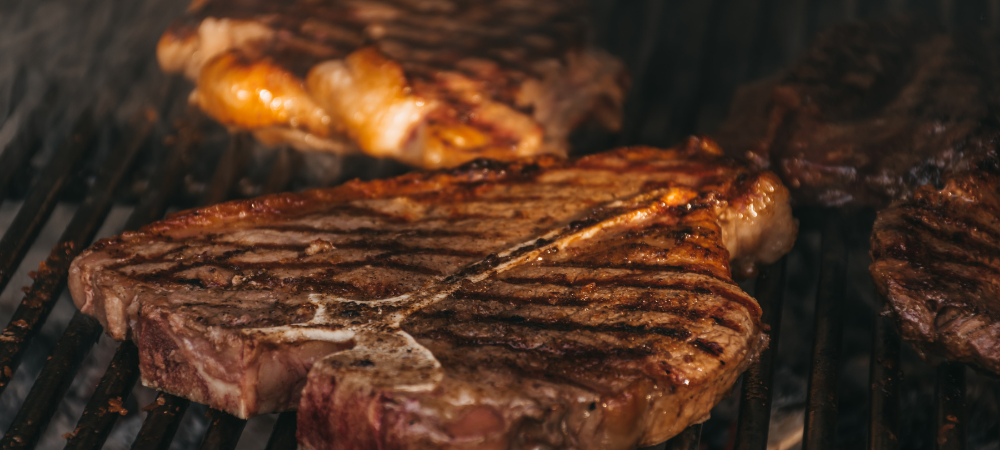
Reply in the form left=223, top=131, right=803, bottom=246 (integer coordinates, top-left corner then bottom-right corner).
left=715, top=19, right=999, bottom=207
left=157, top=0, right=626, bottom=169
left=871, top=161, right=1000, bottom=375
left=68, top=138, right=797, bottom=448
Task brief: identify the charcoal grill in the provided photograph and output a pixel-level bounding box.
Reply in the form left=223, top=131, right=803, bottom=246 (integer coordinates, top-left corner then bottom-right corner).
left=0, top=0, right=997, bottom=449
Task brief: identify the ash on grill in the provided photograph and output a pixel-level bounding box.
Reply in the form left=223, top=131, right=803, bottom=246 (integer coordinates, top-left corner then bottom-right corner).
left=1, top=0, right=999, bottom=449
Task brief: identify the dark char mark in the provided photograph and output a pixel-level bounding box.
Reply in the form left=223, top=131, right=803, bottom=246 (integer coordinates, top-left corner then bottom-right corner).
left=419, top=331, right=645, bottom=393
left=691, top=338, right=725, bottom=357
left=899, top=210, right=1000, bottom=252
left=332, top=240, right=487, bottom=257
left=448, top=289, right=745, bottom=333
left=257, top=224, right=488, bottom=238
left=418, top=310, right=693, bottom=341
left=882, top=215, right=1000, bottom=276
left=498, top=275, right=760, bottom=317
left=415, top=328, right=654, bottom=361
left=538, top=261, right=724, bottom=281
left=131, top=256, right=446, bottom=283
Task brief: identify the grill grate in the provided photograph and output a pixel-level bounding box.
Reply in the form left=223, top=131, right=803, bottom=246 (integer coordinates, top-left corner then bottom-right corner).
left=0, top=0, right=995, bottom=449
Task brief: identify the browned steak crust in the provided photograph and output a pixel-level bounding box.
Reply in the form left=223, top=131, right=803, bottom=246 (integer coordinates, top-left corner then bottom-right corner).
left=68, top=138, right=796, bottom=447
left=716, top=19, right=999, bottom=207
left=157, top=0, right=626, bottom=168
left=871, top=162, right=1000, bottom=374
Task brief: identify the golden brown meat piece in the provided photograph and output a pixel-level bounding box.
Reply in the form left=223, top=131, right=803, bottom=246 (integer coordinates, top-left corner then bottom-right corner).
left=871, top=161, right=1000, bottom=375
left=68, top=138, right=796, bottom=448
left=158, top=0, right=626, bottom=168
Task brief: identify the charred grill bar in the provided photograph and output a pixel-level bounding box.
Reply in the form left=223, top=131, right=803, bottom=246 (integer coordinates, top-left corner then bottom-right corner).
left=935, top=363, right=966, bottom=450
left=734, top=258, right=787, bottom=450
left=803, top=212, right=848, bottom=450
left=869, top=297, right=902, bottom=450
left=130, top=393, right=189, bottom=450
left=0, top=0, right=993, bottom=449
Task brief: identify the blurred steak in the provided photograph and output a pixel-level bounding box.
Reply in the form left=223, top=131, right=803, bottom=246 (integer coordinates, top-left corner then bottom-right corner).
left=68, top=138, right=797, bottom=447
left=871, top=161, right=1000, bottom=375
left=716, top=19, right=999, bottom=207
left=157, top=0, right=626, bottom=169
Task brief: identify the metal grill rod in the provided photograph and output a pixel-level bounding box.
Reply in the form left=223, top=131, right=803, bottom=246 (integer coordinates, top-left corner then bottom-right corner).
left=802, top=210, right=848, bottom=450
left=0, top=111, right=94, bottom=297
left=935, top=363, right=965, bottom=450
left=868, top=297, right=901, bottom=450
left=734, top=256, right=789, bottom=450
left=0, top=67, right=28, bottom=127
left=63, top=340, right=141, bottom=450
left=121, top=115, right=200, bottom=232
left=130, top=393, right=189, bottom=450
left=665, top=423, right=702, bottom=450
left=198, top=410, right=246, bottom=450
left=0, top=86, right=57, bottom=206
left=201, top=133, right=248, bottom=207
left=614, top=0, right=667, bottom=146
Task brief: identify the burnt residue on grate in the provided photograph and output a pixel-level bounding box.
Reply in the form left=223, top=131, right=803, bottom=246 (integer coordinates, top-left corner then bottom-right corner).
left=1, top=0, right=1000, bottom=449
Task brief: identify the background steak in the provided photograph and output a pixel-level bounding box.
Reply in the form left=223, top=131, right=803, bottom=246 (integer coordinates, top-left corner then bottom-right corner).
left=157, top=0, right=627, bottom=168
left=871, top=161, right=1000, bottom=375
left=716, top=19, right=1000, bottom=207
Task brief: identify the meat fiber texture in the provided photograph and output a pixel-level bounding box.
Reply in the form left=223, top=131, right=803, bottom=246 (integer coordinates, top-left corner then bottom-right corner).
left=157, top=0, right=627, bottom=169
left=715, top=18, right=1000, bottom=208
left=871, top=159, right=1000, bottom=375
left=68, top=138, right=797, bottom=449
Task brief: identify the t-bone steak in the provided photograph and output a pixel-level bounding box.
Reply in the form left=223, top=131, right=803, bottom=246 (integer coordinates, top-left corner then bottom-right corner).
left=68, top=138, right=796, bottom=448
left=871, top=160, right=1000, bottom=375
left=157, top=0, right=626, bottom=169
